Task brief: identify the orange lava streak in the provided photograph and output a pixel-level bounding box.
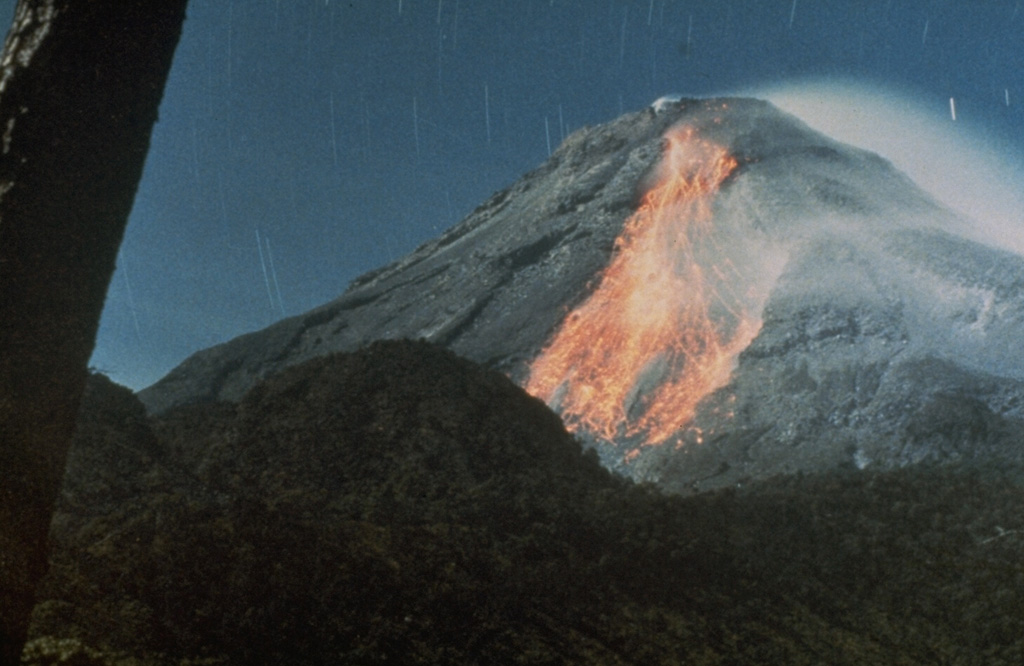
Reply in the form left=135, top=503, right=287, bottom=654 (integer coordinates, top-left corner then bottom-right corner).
left=526, top=125, right=758, bottom=448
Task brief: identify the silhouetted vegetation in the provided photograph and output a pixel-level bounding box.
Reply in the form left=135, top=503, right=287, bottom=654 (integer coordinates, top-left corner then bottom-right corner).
left=0, top=2, right=186, bottom=659
left=26, top=341, right=1024, bottom=664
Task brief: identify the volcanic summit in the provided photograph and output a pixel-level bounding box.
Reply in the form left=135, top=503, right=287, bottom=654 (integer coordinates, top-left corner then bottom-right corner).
left=139, top=97, right=1024, bottom=490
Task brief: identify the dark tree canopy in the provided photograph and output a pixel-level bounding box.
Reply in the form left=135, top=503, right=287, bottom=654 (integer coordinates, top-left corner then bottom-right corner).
left=0, top=1, right=187, bottom=662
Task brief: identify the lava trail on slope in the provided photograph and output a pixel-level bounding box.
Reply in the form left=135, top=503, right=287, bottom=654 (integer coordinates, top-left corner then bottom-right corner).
left=526, top=124, right=760, bottom=455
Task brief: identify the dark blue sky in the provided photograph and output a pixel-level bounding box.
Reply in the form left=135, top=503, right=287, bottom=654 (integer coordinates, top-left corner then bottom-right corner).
left=4, top=1, right=1022, bottom=390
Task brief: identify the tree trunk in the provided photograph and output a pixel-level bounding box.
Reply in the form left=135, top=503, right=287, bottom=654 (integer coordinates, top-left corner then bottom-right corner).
left=0, top=1, right=187, bottom=661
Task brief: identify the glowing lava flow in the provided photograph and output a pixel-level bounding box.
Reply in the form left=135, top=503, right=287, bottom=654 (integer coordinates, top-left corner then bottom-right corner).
left=526, top=125, right=759, bottom=449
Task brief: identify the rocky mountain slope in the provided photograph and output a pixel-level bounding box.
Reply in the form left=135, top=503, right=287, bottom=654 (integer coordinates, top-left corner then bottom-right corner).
left=634, top=227, right=1024, bottom=492
left=26, top=341, right=1024, bottom=664
left=137, top=99, right=683, bottom=415
left=137, top=97, right=1024, bottom=490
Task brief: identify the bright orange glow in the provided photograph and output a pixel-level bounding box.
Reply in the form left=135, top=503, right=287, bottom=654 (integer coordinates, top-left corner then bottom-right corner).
left=526, top=125, right=759, bottom=450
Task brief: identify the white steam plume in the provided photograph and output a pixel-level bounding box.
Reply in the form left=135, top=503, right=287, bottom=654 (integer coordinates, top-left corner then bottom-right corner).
left=741, top=79, right=1024, bottom=256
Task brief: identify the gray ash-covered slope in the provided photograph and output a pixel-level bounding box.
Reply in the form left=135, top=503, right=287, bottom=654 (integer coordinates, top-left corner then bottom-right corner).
left=634, top=228, right=1024, bottom=492
left=140, top=97, right=1024, bottom=490
left=137, top=96, right=925, bottom=412
left=139, top=99, right=690, bottom=414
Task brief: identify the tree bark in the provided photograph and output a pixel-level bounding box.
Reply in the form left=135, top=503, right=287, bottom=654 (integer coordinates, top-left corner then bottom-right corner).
left=0, top=1, right=187, bottom=662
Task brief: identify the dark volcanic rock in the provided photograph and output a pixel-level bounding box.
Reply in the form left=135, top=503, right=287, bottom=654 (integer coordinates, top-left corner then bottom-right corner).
left=138, top=96, right=1024, bottom=491
left=29, top=343, right=1024, bottom=664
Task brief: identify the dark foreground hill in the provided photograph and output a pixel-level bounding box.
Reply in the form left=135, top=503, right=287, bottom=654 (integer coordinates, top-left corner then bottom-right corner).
left=24, top=340, right=1024, bottom=664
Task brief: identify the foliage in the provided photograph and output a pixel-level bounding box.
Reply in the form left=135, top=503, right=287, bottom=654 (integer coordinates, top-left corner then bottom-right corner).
left=26, top=341, right=1024, bottom=665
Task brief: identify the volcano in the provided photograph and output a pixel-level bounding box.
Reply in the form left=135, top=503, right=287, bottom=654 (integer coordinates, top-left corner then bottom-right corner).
left=139, top=97, right=1024, bottom=491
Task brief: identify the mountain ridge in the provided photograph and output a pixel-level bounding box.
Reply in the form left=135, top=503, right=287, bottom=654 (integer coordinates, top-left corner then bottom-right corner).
left=140, top=96, right=903, bottom=415
left=138, top=96, right=1024, bottom=491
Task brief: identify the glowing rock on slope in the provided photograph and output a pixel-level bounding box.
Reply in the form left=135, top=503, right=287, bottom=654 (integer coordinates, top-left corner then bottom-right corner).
left=526, top=125, right=760, bottom=450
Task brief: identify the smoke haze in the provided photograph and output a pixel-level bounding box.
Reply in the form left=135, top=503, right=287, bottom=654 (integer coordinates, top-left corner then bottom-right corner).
left=752, top=80, right=1024, bottom=255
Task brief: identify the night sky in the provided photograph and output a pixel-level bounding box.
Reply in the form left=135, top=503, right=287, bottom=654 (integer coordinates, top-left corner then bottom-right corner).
left=4, top=1, right=1024, bottom=390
